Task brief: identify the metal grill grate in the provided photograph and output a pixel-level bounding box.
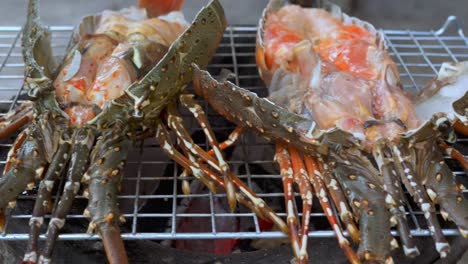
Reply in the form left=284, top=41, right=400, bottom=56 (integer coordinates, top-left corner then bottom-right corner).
left=0, top=17, right=466, bottom=242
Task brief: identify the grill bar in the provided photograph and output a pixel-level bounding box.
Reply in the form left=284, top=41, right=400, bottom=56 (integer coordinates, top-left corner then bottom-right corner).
left=0, top=17, right=466, bottom=241
left=0, top=229, right=461, bottom=241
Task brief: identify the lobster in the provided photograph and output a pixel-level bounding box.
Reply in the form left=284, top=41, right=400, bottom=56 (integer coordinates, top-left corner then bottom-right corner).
left=192, top=0, right=468, bottom=263
left=0, top=0, right=291, bottom=263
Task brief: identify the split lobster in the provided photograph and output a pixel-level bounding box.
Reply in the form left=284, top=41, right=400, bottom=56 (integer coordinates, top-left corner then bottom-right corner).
left=193, top=0, right=468, bottom=263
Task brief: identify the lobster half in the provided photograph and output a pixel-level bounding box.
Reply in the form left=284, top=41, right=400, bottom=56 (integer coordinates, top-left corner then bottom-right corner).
left=0, top=0, right=289, bottom=263
left=193, top=0, right=468, bottom=263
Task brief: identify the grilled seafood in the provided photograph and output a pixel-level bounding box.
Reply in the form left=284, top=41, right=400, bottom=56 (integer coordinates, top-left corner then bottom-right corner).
left=0, top=0, right=273, bottom=263
left=193, top=0, right=468, bottom=263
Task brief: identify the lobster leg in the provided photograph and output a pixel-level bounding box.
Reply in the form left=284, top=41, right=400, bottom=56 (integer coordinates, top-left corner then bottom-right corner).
left=3, top=128, right=28, bottom=177
left=180, top=125, right=245, bottom=195
left=180, top=145, right=219, bottom=194
left=158, top=119, right=288, bottom=234
left=39, top=128, right=95, bottom=264
left=303, top=154, right=360, bottom=264
left=23, top=129, right=73, bottom=264
left=0, top=101, right=34, bottom=140
left=406, top=141, right=468, bottom=238
left=391, top=145, right=450, bottom=257
left=453, top=121, right=468, bottom=136
left=0, top=129, right=27, bottom=228
left=178, top=95, right=237, bottom=211
left=373, top=143, right=419, bottom=258
left=426, top=162, right=468, bottom=238
left=84, top=125, right=132, bottom=264
left=287, top=146, right=315, bottom=263
left=0, top=115, right=57, bottom=231
left=439, top=142, right=468, bottom=170
left=156, top=122, right=286, bottom=231
left=156, top=121, right=232, bottom=194
left=207, top=126, right=245, bottom=155
left=316, top=158, right=360, bottom=244
left=168, top=100, right=287, bottom=225
left=171, top=130, right=282, bottom=225
left=178, top=170, right=192, bottom=195
left=156, top=122, right=217, bottom=193
left=275, top=144, right=305, bottom=263
left=165, top=106, right=226, bottom=179
left=330, top=149, right=393, bottom=263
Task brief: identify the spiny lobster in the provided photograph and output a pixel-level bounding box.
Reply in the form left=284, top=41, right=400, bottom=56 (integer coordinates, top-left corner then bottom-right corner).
left=193, top=0, right=468, bottom=263
left=0, top=0, right=289, bottom=263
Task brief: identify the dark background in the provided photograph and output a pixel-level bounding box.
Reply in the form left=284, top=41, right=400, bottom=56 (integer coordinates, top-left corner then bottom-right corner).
left=0, top=0, right=467, bottom=31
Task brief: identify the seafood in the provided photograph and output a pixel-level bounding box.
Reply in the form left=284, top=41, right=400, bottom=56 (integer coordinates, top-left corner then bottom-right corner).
left=193, top=0, right=468, bottom=263
left=0, top=0, right=273, bottom=263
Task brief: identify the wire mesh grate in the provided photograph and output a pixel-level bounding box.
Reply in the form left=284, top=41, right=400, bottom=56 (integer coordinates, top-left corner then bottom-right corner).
left=0, top=17, right=466, bottom=242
